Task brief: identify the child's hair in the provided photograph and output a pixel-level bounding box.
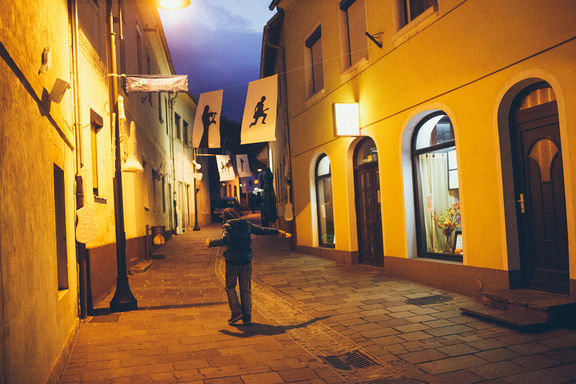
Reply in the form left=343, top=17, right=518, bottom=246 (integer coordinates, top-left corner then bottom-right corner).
left=221, top=208, right=240, bottom=222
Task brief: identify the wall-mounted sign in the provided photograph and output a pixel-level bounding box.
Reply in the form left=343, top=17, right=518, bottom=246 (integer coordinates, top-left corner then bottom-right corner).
left=333, top=102, right=360, bottom=136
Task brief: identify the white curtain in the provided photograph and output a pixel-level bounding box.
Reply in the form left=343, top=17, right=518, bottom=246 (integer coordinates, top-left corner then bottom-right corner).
left=419, top=153, right=457, bottom=252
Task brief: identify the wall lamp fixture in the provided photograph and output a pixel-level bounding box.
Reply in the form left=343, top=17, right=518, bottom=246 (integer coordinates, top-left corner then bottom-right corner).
left=365, top=32, right=383, bottom=49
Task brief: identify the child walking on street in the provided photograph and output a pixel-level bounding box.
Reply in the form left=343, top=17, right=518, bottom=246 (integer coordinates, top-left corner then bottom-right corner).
left=207, top=208, right=291, bottom=325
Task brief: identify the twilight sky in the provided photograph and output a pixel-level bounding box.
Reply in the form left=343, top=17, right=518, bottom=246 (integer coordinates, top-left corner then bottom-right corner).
left=159, top=1, right=276, bottom=123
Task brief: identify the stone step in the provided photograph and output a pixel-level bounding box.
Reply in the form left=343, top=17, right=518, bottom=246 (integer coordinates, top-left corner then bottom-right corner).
left=460, top=304, right=549, bottom=331
left=129, top=260, right=152, bottom=274
left=461, top=289, right=576, bottom=330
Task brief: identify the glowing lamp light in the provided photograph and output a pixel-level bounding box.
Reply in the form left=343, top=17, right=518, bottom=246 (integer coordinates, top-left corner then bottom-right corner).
left=153, top=234, right=166, bottom=245
left=333, top=103, right=360, bottom=136
left=158, top=0, right=191, bottom=9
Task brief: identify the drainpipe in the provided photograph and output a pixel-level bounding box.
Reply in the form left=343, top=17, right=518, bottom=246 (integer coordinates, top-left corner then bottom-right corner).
left=69, top=0, right=91, bottom=318
left=264, top=8, right=296, bottom=248
left=169, top=93, right=178, bottom=233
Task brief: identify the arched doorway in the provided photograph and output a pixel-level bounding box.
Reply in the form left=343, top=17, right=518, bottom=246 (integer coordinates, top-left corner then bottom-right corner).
left=510, top=83, right=568, bottom=294
left=354, top=138, right=383, bottom=266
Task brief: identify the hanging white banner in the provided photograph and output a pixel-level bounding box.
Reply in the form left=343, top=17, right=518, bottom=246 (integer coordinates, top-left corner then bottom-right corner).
left=125, top=75, right=188, bottom=93
left=216, top=155, right=235, bottom=181
left=192, top=90, right=223, bottom=148
left=241, top=75, right=278, bottom=144
left=235, top=154, right=251, bottom=178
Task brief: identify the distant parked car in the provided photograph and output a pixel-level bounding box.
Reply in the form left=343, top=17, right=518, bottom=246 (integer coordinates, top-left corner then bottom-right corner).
left=211, top=197, right=241, bottom=222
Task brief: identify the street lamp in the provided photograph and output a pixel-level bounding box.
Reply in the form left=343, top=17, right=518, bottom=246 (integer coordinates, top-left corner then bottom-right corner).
left=106, top=0, right=137, bottom=312
left=159, top=0, right=191, bottom=9
left=106, top=0, right=189, bottom=312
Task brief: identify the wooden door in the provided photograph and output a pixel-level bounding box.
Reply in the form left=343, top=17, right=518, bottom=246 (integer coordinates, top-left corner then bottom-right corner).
left=513, top=100, right=569, bottom=293
left=355, top=163, right=384, bottom=266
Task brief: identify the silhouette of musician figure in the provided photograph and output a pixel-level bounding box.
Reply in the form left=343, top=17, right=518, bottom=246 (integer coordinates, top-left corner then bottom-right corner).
left=249, top=96, right=268, bottom=127
left=199, top=105, right=217, bottom=148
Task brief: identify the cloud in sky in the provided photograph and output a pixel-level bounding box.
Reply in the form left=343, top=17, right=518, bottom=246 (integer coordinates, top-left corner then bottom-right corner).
left=160, top=1, right=275, bottom=122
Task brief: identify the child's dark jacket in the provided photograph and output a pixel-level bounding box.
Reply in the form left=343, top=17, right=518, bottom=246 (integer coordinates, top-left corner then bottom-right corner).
left=208, top=219, right=279, bottom=265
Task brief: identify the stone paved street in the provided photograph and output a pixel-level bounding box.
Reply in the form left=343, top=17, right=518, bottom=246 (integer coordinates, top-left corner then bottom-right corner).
left=60, top=219, right=576, bottom=383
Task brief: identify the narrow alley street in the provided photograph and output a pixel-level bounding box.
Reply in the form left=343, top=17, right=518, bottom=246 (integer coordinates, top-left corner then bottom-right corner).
left=60, top=217, right=576, bottom=384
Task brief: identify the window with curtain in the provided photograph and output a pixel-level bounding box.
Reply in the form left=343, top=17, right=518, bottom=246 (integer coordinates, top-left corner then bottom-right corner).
left=340, top=0, right=367, bottom=69
left=316, top=155, right=335, bottom=248
left=399, top=0, right=436, bottom=27
left=412, top=113, right=462, bottom=260
left=305, top=26, right=324, bottom=96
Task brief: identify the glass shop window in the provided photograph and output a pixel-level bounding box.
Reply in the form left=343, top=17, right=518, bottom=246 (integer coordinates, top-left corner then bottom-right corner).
left=412, top=113, right=462, bottom=261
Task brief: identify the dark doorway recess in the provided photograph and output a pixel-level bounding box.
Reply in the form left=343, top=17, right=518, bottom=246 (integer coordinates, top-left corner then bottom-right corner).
left=354, top=138, right=384, bottom=266
left=510, top=84, right=569, bottom=294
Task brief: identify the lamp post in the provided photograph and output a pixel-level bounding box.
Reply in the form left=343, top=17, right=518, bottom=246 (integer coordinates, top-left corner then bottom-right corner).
left=106, top=0, right=137, bottom=312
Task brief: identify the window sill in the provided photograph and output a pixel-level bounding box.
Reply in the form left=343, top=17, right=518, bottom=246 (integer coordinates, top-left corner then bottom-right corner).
left=305, top=88, right=326, bottom=108
left=417, top=253, right=462, bottom=263
left=340, top=57, right=369, bottom=83
left=393, top=7, right=438, bottom=46
left=58, top=289, right=69, bottom=301
left=94, top=196, right=107, bottom=204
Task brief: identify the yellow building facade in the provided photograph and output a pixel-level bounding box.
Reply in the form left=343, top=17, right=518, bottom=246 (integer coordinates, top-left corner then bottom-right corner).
left=0, top=1, right=204, bottom=382
left=266, top=0, right=576, bottom=297
left=76, top=0, right=207, bottom=307
left=1, top=2, right=78, bottom=383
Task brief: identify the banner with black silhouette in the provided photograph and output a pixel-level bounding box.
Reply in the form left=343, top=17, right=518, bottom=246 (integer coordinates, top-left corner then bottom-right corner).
left=126, top=75, right=188, bottom=93
left=215, top=154, right=235, bottom=181
left=193, top=90, right=223, bottom=148
left=241, top=75, right=278, bottom=144
left=235, top=154, right=251, bottom=178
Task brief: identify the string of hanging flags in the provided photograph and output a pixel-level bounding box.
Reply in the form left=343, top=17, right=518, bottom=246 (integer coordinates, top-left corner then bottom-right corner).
left=192, top=74, right=278, bottom=150
left=192, top=74, right=278, bottom=182
left=193, top=90, right=223, bottom=149
left=240, top=75, right=278, bottom=145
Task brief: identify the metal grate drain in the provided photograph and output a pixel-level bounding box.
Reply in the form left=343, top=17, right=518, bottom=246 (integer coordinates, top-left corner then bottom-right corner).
left=405, top=294, right=452, bottom=306
left=321, top=350, right=377, bottom=370
left=88, top=313, right=121, bottom=323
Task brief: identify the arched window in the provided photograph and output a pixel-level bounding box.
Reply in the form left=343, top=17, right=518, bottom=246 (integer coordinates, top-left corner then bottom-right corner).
left=412, top=113, right=461, bottom=260
left=316, top=155, right=335, bottom=247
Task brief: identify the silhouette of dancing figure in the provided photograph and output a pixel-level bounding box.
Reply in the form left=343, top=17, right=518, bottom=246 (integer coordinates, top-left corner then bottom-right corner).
left=199, top=105, right=217, bottom=148
left=249, top=96, right=268, bottom=127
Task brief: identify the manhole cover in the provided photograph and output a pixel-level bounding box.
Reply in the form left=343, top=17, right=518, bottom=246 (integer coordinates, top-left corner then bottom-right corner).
left=405, top=295, right=452, bottom=306
left=321, top=350, right=377, bottom=370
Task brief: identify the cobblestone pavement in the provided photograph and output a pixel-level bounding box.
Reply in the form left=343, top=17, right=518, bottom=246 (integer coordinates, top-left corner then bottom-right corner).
left=60, top=219, right=576, bottom=384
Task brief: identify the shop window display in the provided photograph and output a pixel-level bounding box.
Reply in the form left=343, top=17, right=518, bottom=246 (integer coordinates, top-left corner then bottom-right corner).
left=412, top=113, right=462, bottom=260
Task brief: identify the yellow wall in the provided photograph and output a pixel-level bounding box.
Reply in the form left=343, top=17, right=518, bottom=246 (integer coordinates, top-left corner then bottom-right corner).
left=281, top=0, right=576, bottom=276
left=0, top=1, right=78, bottom=383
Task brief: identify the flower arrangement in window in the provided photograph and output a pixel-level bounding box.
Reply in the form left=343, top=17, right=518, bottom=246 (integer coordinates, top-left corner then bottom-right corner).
left=433, top=202, right=461, bottom=252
